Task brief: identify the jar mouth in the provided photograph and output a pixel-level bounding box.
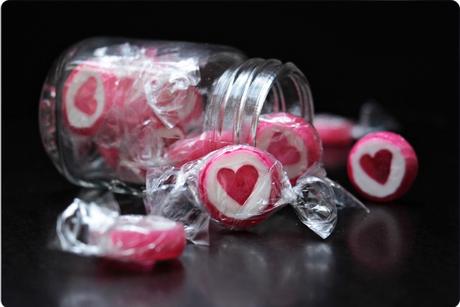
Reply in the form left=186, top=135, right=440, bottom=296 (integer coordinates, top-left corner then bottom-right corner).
left=205, top=58, right=314, bottom=145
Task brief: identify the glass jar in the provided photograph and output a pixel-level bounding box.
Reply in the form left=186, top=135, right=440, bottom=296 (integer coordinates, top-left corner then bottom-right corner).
left=39, top=37, right=314, bottom=195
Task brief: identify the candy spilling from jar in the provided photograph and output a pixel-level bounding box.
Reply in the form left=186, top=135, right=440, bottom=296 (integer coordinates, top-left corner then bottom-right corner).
left=54, top=131, right=418, bottom=265
left=167, top=112, right=322, bottom=185
left=46, top=40, right=419, bottom=270
left=146, top=145, right=369, bottom=242
left=58, top=57, right=323, bottom=187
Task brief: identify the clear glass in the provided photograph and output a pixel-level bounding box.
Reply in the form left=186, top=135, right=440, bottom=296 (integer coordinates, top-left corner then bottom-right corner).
left=39, top=37, right=314, bottom=195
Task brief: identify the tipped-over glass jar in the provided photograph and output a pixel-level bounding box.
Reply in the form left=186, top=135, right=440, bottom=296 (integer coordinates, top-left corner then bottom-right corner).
left=39, top=37, right=315, bottom=195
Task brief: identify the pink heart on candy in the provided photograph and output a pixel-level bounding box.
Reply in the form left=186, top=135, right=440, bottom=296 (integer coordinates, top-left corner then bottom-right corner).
left=359, top=149, right=393, bottom=184
left=266, top=132, right=301, bottom=165
left=217, top=165, right=259, bottom=206
left=75, top=76, right=98, bottom=116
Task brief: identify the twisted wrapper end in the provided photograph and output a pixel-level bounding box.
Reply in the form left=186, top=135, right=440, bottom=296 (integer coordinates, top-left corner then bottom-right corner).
left=291, top=163, right=369, bottom=239
left=145, top=165, right=210, bottom=246
left=56, top=190, right=120, bottom=256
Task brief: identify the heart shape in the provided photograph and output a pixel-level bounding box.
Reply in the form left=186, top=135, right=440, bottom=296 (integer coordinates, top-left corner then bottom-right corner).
left=267, top=132, right=301, bottom=164
left=217, top=165, right=259, bottom=205
left=75, top=76, right=98, bottom=115
left=360, top=149, right=393, bottom=184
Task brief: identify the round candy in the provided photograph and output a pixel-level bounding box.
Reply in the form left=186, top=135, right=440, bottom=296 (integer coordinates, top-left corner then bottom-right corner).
left=63, top=62, right=120, bottom=135
left=255, top=112, right=322, bottom=184
left=154, top=85, right=203, bottom=130
left=313, top=114, right=355, bottom=146
left=104, top=215, right=186, bottom=263
left=166, top=131, right=233, bottom=166
left=198, top=145, right=283, bottom=228
left=347, top=131, right=418, bottom=202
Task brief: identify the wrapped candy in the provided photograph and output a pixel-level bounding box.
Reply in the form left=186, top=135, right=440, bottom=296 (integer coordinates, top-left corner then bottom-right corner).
left=40, top=39, right=316, bottom=194
left=63, top=62, right=120, bottom=135
left=314, top=101, right=400, bottom=147
left=313, top=114, right=354, bottom=147
left=347, top=131, right=418, bottom=202
left=198, top=145, right=284, bottom=228
left=64, top=58, right=200, bottom=185
left=145, top=145, right=369, bottom=243
left=55, top=190, right=186, bottom=267
left=166, top=112, right=323, bottom=185
left=166, top=131, right=233, bottom=167
left=255, top=112, right=322, bottom=184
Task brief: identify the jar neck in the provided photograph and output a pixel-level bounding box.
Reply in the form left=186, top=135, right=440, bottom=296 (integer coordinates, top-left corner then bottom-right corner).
left=204, top=58, right=314, bottom=144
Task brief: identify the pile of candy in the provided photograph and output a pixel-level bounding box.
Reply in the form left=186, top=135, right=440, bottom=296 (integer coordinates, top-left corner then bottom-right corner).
left=62, top=49, right=203, bottom=183
left=55, top=51, right=419, bottom=269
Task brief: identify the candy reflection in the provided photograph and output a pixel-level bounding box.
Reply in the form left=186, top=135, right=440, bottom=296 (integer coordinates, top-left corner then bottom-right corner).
left=183, top=218, right=336, bottom=307
left=58, top=260, right=186, bottom=307
left=347, top=205, right=413, bottom=273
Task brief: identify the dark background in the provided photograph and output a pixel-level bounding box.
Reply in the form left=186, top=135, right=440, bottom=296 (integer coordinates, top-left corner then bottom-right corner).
left=3, top=2, right=459, bottom=307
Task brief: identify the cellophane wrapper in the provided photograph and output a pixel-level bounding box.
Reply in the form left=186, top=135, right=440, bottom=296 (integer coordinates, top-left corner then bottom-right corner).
left=145, top=145, right=367, bottom=244
left=55, top=190, right=186, bottom=266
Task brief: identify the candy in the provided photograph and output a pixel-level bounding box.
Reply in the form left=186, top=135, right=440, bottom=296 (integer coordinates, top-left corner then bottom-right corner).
left=97, top=90, right=187, bottom=180
left=98, top=127, right=185, bottom=185
left=313, top=114, right=355, bottom=146
left=63, top=62, right=119, bottom=135
left=103, top=215, right=186, bottom=263
left=166, top=131, right=233, bottom=166
left=147, top=145, right=370, bottom=240
left=56, top=192, right=186, bottom=267
left=153, top=84, right=203, bottom=130
left=256, top=112, right=322, bottom=184
left=347, top=131, right=418, bottom=202
left=198, top=145, right=283, bottom=227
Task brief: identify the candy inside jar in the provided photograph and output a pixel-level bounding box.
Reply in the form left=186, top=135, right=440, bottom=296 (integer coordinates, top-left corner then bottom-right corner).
left=39, top=38, right=315, bottom=194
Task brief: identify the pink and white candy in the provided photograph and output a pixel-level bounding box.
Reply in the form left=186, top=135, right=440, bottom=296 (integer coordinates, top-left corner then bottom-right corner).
left=166, top=131, right=233, bottom=167
left=347, top=131, right=418, bottom=202
left=313, top=114, right=355, bottom=146
left=63, top=62, right=120, bottom=135
left=103, top=215, right=186, bottom=265
left=198, top=145, right=283, bottom=227
left=255, top=112, right=322, bottom=184
left=153, top=84, right=203, bottom=130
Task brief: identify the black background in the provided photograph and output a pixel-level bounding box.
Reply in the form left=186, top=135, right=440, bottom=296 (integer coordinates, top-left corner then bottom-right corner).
left=3, top=2, right=459, bottom=307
